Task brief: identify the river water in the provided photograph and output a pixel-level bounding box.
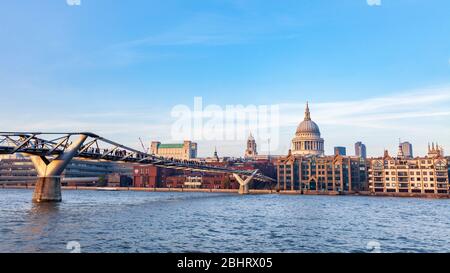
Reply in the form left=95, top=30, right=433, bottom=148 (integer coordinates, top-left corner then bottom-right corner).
left=0, top=189, right=449, bottom=253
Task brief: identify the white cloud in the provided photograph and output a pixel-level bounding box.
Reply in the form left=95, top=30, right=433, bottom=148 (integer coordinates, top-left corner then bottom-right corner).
left=66, top=0, right=81, bottom=6
left=279, top=87, right=450, bottom=128
left=367, top=0, right=382, bottom=6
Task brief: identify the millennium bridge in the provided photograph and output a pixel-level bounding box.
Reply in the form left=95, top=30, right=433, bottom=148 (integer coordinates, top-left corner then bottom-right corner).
left=0, top=132, right=275, bottom=202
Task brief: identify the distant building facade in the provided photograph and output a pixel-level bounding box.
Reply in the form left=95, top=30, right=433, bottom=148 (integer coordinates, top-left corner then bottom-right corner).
left=245, top=133, right=258, bottom=159
left=368, top=143, right=448, bottom=194
left=334, top=146, right=347, bottom=156
left=132, top=158, right=277, bottom=190
left=0, top=154, right=132, bottom=186
left=291, top=103, right=324, bottom=156
left=355, top=142, right=367, bottom=159
left=133, top=165, right=163, bottom=188
left=427, top=142, right=444, bottom=158
left=150, top=141, right=197, bottom=160
left=400, top=141, right=414, bottom=159
left=276, top=153, right=368, bottom=192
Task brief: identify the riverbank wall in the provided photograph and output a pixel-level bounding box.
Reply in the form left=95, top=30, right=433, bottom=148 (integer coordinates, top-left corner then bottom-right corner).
left=1, top=184, right=450, bottom=199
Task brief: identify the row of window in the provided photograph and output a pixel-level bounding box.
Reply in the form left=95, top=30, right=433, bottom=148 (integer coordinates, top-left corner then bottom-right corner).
left=381, top=160, right=436, bottom=165
left=385, top=177, right=435, bottom=182
left=385, top=183, right=436, bottom=188
left=372, top=171, right=436, bottom=176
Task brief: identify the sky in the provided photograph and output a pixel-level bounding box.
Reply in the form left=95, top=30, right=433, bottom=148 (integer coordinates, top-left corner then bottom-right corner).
left=0, top=0, right=449, bottom=157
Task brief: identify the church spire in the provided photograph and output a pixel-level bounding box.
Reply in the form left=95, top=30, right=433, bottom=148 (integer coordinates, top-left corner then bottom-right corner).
left=213, top=146, right=219, bottom=161
left=304, top=102, right=311, bottom=121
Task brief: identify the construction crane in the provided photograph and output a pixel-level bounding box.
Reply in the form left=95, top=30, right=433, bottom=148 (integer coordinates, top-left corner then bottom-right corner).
left=139, top=137, right=149, bottom=154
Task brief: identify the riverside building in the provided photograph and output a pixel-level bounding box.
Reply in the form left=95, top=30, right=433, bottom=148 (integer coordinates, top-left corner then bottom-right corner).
left=368, top=143, right=449, bottom=194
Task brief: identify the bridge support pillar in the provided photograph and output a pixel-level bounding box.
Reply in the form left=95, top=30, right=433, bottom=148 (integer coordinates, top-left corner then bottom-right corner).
left=28, top=135, right=88, bottom=203
left=233, top=170, right=258, bottom=195
left=32, top=177, right=62, bottom=202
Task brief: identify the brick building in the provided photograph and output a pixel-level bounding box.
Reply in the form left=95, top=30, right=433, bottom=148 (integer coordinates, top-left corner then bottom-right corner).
left=276, top=153, right=367, bottom=192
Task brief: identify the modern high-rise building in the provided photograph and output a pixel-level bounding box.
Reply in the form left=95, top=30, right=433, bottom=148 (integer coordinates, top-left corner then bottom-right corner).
left=355, top=142, right=367, bottom=159
left=400, top=141, right=414, bottom=159
left=291, top=102, right=324, bottom=156
left=244, top=133, right=258, bottom=159
left=150, top=141, right=197, bottom=160
left=334, top=146, right=347, bottom=156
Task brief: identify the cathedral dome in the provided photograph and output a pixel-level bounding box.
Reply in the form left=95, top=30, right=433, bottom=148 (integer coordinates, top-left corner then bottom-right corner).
left=295, top=103, right=321, bottom=136
left=291, top=102, right=324, bottom=156
left=296, top=120, right=320, bottom=135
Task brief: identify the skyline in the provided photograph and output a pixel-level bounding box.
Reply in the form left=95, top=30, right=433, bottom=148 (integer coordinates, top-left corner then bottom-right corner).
left=1, top=1, right=449, bottom=157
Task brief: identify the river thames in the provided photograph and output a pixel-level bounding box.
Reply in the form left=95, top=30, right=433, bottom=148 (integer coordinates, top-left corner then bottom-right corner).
left=1, top=189, right=450, bottom=253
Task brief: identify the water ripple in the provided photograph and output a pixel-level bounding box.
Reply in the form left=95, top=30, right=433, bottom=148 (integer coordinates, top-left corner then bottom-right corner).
left=1, top=189, right=450, bottom=253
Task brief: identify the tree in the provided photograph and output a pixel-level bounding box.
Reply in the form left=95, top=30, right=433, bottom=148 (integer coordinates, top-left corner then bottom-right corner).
left=96, top=175, right=107, bottom=187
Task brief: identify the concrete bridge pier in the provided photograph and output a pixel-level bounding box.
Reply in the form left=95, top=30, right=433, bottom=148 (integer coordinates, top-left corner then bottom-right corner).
left=233, top=170, right=258, bottom=195
left=29, top=135, right=87, bottom=203
left=33, top=177, right=62, bottom=202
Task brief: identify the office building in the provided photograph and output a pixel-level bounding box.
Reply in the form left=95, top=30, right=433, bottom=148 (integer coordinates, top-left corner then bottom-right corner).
left=334, top=146, right=347, bottom=156
left=150, top=141, right=197, bottom=160
left=355, top=142, right=367, bottom=159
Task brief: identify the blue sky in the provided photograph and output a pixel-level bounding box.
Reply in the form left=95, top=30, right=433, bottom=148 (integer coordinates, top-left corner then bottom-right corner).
left=0, top=0, right=449, bottom=157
